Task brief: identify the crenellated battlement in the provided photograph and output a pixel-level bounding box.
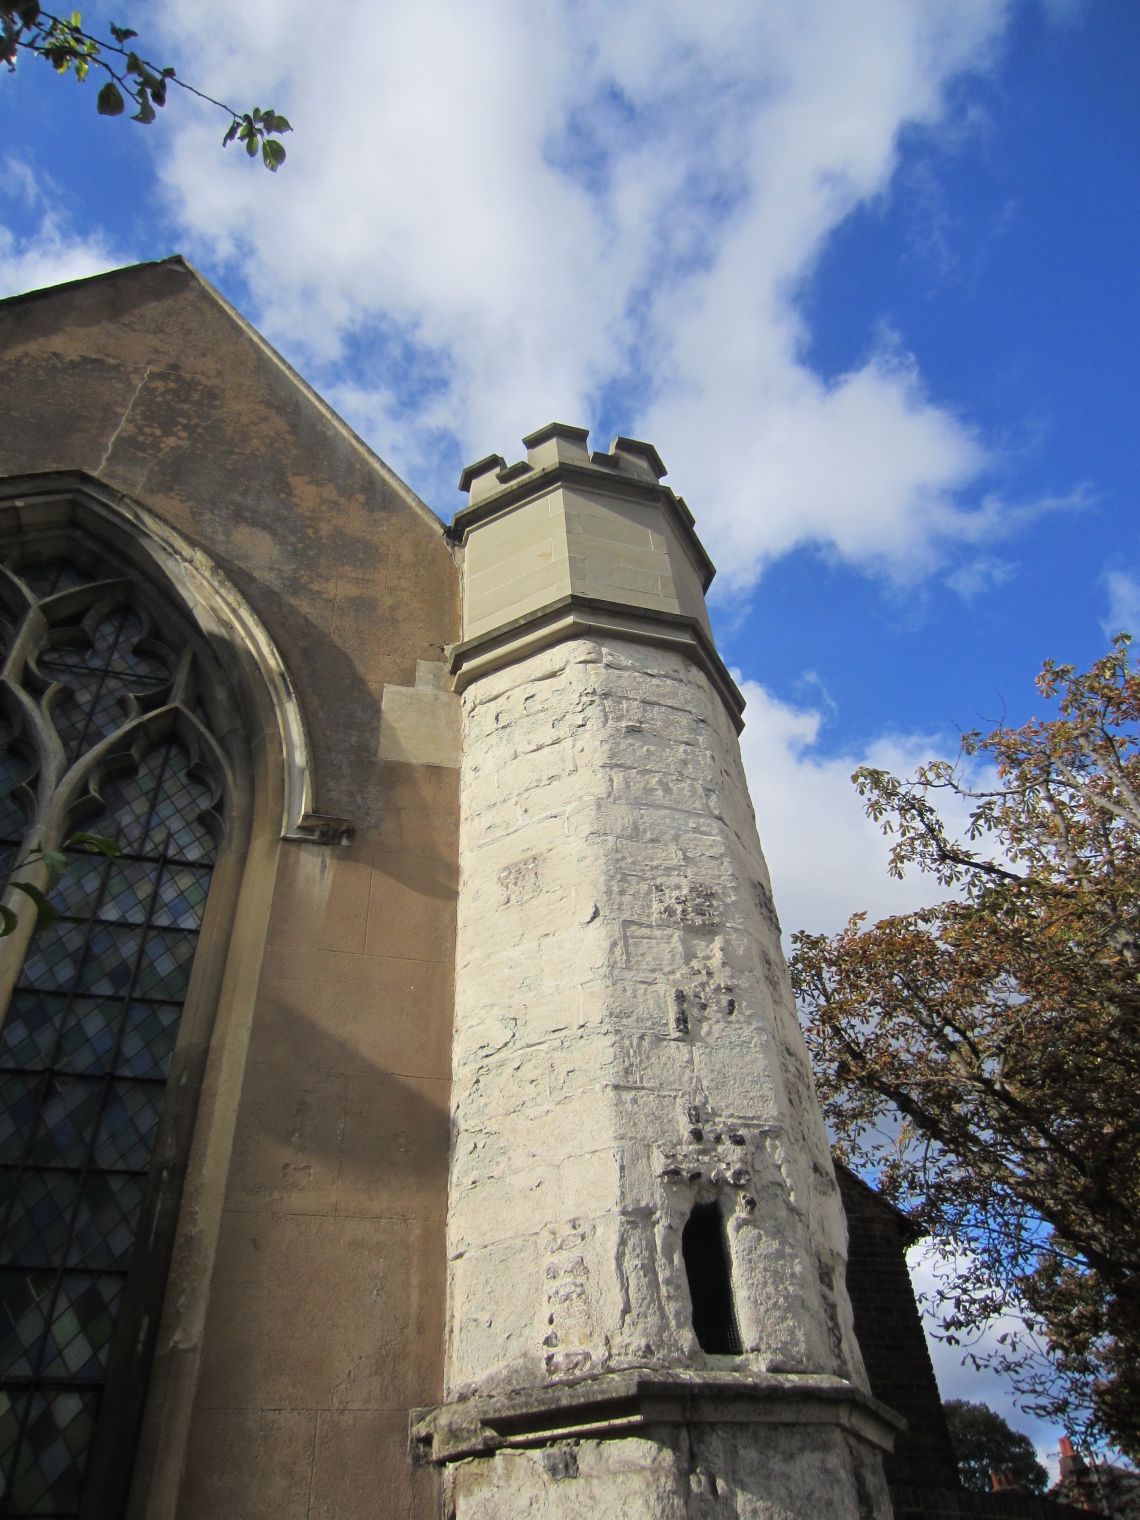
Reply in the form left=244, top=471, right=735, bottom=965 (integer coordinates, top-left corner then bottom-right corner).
left=446, top=422, right=742, bottom=725
left=457, top=423, right=668, bottom=508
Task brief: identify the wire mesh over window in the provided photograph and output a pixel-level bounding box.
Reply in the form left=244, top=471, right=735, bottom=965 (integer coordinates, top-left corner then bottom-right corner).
left=682, top=1201, right=743, bottom=1355
left=0, top=557, right=223, bottom=1520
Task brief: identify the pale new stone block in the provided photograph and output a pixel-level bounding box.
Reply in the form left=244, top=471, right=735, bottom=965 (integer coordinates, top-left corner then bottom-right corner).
left=465, top=499, right=557, bottom=563
left=378, top=684, right=460, bottom=767
left=466, top=562, right=571, bottom=637
left=467, top=533, right=563, bottom=597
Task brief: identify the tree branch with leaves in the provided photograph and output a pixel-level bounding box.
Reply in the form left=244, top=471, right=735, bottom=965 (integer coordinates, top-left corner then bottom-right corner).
left=1, top=3, right=291, bottom=168
left=791, top=635, right=1140, bottom=1459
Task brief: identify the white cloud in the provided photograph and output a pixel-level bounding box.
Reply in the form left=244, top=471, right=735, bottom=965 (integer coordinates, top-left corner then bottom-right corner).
left=0, top=161, right=125, bottom=300
left=1102, top=569, right=1140, bottom=642
left=735, top=676, right=986, bottom=941
left=740, top=676, right=1066, bottom=1462
left=908, top=1243, right=1063, bottom=1478
left=945, top=554, right=1015, bottom=600
left=133, top=0, right=1084, bottom=585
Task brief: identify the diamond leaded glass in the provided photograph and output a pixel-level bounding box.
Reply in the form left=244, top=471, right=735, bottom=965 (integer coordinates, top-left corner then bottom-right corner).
left=0, top=718, right=31, bottom=890
left=0, top=559, right=221, bottom=1519
left=39, top=607, right=170, bottom=767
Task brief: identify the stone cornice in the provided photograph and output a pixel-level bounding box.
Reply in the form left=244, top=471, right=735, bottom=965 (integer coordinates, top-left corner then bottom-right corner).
left=446, top=592, right=745, bottom=731
left=411, top=1368, right=905, bottom=1466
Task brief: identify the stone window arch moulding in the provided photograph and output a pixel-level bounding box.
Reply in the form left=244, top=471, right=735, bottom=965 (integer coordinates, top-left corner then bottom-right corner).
left=0, top=474, right=332, bottom=1519
left=0, top=473, right=349, bottom=848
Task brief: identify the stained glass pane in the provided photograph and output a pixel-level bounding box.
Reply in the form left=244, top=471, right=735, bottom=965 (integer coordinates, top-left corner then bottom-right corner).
left=133, top=931, right=196, bottom=1002
left=93, top=1084, right=161, bottom=1173
left=49, top=689, right=132, bottom=767
left=40, top=605, right=171, bottom=765
left=72, top=924, right=142, bottom=998
left=152, top=865, right=210, bottom=930
left=0, top=718, right=31, bottom=847
left=149, top=779, right=214, bottom=862
left=0, top=1174, right=81, bottom=1268
left=0, top=564, right=222, bottom=1517
left=44, top=857, right=106, bottom=923
left=6, top=1389, right=98, bottom=1515
left=97, top=756, right=162, bottom=853
left=96, top=860, right=156, bottom=926
left=0, top=997, right=64, bottom=1074
left=14, top=561, right=87, bottom=600
left=67, top=1175, right=145, bottom=1271
left=39, top=1275, right=124, bottom=1381
left=0, top=1272, right=54, bottom=1378
left=0, top=1078, right=43, bottom=1165
left=27, top=1080, right=103, bottom=1169
left=0, top=1387, right=25, bottom=1498
left=117, top=1004, right=179, bottom=1081
left=19, top=925, right=87, bottom=997
left=54, top=1000, right=123, bottom=1078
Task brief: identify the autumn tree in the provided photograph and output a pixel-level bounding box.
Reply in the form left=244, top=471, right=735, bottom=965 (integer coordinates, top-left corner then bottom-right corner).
left=790, top=635, right=1140, bottom=1459
left=943, top=1399, right=1048, bottom=1494
left=1, top=2, right=290, bottom=166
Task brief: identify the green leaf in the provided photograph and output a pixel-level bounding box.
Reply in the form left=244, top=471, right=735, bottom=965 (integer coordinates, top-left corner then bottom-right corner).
left=262, top=138, right=286, bottom=171
left=245, top=132, right=258, bottom=156
left=38, top=849, right=68, bottom=887
left=132, top=89, right=155, bottom=124
left=17, top=3, right=42, bottom=27
left=64, top=832, right=120, bottom=858
left=109, top=23, right=137, bottom=43
left=97, top=79, right=124, bottom=114
left=11, top=880, right=58, bottom=927
left=0, top=904, right=16, bottom=937
left=222, top=118, right=239, bottom=146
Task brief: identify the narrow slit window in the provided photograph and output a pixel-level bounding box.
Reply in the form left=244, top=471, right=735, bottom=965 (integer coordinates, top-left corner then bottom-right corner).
left=682, top=1201, right=742, bottom=1354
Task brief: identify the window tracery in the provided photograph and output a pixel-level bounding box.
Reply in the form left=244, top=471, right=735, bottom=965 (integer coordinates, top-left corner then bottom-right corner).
left=0, top=551, right=233, bottom=1520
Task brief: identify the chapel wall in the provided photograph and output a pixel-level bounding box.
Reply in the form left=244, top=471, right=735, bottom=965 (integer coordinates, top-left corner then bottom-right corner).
left=0, top=259, right=461, bottom=1520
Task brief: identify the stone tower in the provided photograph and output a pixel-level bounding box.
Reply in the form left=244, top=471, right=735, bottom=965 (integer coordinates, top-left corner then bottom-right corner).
left=415, top=424, right=900, bottom=1516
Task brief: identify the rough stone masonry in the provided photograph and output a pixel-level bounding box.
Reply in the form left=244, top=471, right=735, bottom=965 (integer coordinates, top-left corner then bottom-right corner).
left=413, top=424, right=901, bottom=1517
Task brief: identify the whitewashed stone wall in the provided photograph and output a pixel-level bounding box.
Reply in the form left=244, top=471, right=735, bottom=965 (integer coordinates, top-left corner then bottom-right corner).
left=448, top=636, right=867, bottom=1399
left=446, top=1423, right=894, bottom=1519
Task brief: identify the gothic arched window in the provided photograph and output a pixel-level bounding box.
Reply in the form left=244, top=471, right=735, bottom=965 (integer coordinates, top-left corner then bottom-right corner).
left=0, top=544, right=246, bottom=1520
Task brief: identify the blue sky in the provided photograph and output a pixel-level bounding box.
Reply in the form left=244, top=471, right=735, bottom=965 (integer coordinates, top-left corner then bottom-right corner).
left=3, top=0, right=1138, bottom=1468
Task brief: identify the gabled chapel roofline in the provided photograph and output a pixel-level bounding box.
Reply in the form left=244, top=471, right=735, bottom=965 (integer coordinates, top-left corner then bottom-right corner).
left=0, top=255, right=445, bottom=535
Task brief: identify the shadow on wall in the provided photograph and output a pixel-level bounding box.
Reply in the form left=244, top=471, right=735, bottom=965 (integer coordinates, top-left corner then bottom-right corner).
left=225, top=954, right=453, bottom=1216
